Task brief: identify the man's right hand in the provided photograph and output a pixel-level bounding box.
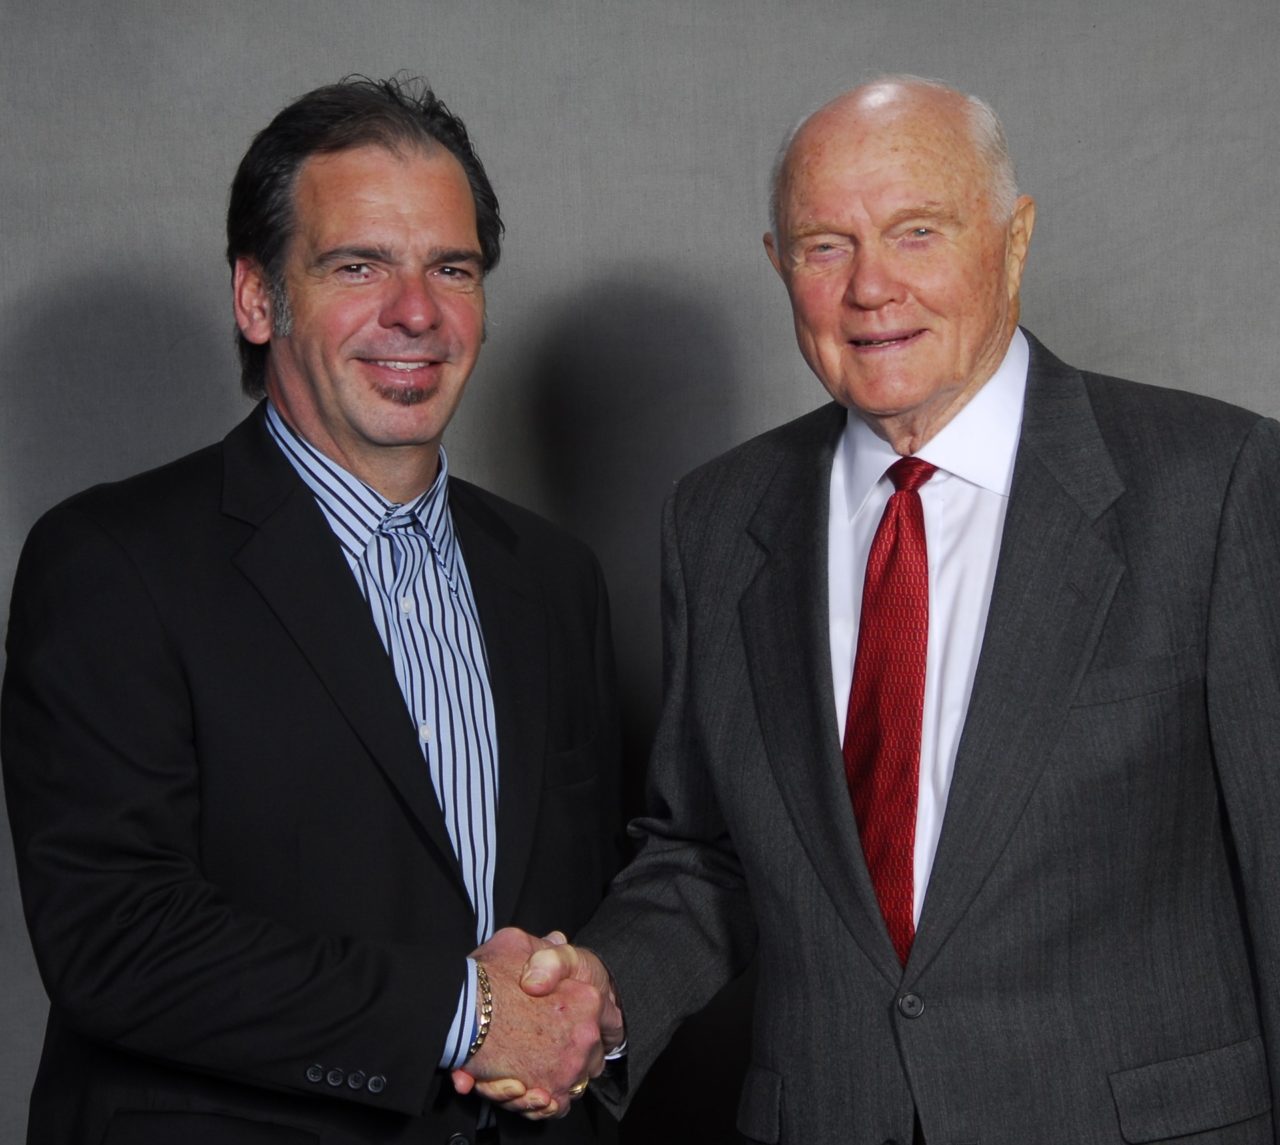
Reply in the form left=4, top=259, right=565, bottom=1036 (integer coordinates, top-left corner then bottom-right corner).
left=522, top=941, right=624, bottom=1051
left=451, top=930, right=625, bottom=1118
left=456, top=928, right=610, bottom=1117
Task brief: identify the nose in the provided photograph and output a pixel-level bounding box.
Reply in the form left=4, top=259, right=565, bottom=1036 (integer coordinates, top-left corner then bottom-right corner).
left=380, top=272, right=442, bottom=335
left=844, top=246, right=905, bottom=310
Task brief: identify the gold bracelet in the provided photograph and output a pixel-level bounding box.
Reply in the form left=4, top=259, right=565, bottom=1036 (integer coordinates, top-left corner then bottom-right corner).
left=467, top=962, right=493, bottom=1059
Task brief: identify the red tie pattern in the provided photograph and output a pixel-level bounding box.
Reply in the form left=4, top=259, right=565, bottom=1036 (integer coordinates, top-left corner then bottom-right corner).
left=843, top=456, right=936, bottom=966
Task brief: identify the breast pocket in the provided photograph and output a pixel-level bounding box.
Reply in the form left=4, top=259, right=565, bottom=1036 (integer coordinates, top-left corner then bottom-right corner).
left=543, top=729, right=603, bottom=789
left=1071, top=647, right=1202, bottom=708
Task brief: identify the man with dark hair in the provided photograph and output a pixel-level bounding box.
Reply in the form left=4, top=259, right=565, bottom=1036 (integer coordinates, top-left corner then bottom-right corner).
left=3, top=76, right=620, bottom=1145
left=226, top=77, right=504, bottom=399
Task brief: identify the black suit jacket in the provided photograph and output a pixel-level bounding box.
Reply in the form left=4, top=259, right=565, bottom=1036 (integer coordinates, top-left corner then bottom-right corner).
left=582, top=333, right=1280, bottom=1143
left=2, top=405, right=621, bottom=1145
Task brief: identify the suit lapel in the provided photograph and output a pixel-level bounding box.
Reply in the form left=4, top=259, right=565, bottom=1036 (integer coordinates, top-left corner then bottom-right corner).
left=220, top=409, right=468, bottom=892
left=739, top=405, right=906, bottom=985
left=908, top=336, right=1126, bottom=976
left=450, top=482, right=549, bottom=925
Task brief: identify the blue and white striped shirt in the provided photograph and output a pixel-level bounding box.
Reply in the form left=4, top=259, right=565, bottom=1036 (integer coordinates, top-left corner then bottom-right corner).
left=266, top=403, right=496, bottom=1070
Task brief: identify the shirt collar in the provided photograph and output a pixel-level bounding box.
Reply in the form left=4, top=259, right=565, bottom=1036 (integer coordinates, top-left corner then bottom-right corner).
left=837, top=327, right=1029, bottom=519
left=263, top=400, right=456, bottom=563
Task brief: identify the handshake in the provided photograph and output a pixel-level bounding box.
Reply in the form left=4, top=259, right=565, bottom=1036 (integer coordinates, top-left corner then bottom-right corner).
left=452, top=927, right=626, bottom=1118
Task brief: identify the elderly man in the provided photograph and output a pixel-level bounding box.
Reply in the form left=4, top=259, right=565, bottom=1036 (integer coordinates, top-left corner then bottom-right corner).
left=3, top=77, right=620, bottom=1145
left=475, top=76, right=1280, bottom=1143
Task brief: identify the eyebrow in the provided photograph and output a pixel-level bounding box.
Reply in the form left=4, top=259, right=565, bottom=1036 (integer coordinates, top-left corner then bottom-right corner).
left=787, top=204, right=963, bottom=242
left=313, top=245, right=485, bottom=269
left=883, top=205, right=963, bottom=228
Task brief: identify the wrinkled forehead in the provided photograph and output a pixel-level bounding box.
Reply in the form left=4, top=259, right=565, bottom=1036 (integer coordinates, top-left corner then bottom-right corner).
left=779, top=96, right=989, bottom=221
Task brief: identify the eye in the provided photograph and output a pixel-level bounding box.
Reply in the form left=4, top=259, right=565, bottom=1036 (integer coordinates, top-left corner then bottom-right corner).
left=895, top=226, right=938, bottom=250
left=434, top=263, right=482, bottom=289
left=802, top=240, right=847, bottom=264
left=336, top=263, right=375, bottom=280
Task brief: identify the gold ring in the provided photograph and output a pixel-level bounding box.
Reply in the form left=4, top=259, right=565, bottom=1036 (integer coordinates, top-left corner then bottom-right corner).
left=568, top=1079, right=589, bottom=1098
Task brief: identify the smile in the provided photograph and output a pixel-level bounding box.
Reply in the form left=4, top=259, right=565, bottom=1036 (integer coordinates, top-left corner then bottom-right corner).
left=369, top=359, right=437, bottom=371
left=850, top=330, right=924, bottom=349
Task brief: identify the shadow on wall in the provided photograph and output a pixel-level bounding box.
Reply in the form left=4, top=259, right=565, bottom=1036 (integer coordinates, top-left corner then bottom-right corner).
left=520, top=272, right=757, bottom=1145
left=1, top=266, right=244, bottom=558
left=0, top=266, right=243, bottom=1144
left=522, top=271, right=744, bottom=745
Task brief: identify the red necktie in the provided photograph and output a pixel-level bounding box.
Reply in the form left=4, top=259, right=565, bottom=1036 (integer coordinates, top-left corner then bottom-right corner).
left=843, top=456, right=936, bottom=966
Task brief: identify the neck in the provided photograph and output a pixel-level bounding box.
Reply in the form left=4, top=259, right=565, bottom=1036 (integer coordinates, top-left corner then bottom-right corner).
left=266, top=398, right=441, bottom=503
left=343, top=445, right=441, bottom=503
left=862, top=388, right=980, bottom=456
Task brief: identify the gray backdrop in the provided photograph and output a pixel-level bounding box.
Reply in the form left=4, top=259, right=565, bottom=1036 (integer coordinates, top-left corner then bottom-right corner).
left=3, top=0, right=1278, bottom=1140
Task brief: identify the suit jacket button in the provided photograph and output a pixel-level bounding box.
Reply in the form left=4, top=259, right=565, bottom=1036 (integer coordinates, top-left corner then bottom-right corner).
left=897, top=992, right=925, bottom=1018
left=305, top=1064, right=324, bottom=1083
left=326, top=1068, right=345, bottom=1086
left=446, top=1135, right=470, bottom=1145
left=368, top=1074, right=387, bottom=1094
left=347, top=1070, right=367, bottom=1089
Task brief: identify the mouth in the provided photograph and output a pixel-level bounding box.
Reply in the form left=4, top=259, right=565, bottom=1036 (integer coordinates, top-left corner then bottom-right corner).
left=365, top=358, right=442, bottom=374
left=849, top=330, right=926, bottom=350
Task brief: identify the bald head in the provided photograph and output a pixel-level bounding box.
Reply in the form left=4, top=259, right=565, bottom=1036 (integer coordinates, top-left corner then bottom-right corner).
left=769, top=76, right=1018, bottom=240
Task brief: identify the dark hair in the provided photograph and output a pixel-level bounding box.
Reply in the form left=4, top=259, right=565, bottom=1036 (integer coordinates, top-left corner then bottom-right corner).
left=226, top=75, right=503, bottom=397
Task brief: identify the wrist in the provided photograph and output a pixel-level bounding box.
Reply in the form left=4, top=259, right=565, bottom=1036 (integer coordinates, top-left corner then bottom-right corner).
left=467, top=961, right=493, bottom=1060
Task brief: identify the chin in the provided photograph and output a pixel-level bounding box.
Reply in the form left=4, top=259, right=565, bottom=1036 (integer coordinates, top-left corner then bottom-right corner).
left=373, top=383, right=433, bottom=407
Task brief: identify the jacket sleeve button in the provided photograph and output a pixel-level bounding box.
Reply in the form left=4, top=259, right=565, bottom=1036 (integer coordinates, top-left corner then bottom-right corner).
left=305, top=1064, right=324, bottom=1084
left=347, top=1070, right=367, bottom=1089
left=326, top=1068, right=345, bottom=1087
left=367, top=1074, right=387, bottom=1094
left=447, top=1134, right=471, bottom=1145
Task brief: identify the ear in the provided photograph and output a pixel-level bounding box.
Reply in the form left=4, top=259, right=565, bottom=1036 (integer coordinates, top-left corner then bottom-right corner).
left=763, top=230, right=784, bottom=279
left=1004, top=195, right=1037, bottom=297
left=232, top=257, right=275, bottom=346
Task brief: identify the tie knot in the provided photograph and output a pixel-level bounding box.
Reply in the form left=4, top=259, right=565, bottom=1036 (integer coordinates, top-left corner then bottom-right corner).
left=377, top=509, right=420, bottom=536
left=887, top=456, right=936, bottom=494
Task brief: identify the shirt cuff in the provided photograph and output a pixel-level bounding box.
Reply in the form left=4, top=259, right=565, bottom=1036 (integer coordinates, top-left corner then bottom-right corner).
left=440, top=957, right=479, bottom=1070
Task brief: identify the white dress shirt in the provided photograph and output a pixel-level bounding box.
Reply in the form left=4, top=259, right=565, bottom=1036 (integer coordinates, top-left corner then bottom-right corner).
left=828, top=329, right=1029, bottom=924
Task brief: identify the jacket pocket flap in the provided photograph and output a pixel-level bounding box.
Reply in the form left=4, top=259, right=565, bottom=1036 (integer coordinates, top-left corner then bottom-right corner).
left=736, top=1064, right=782, bottom=1143
left=1109, top=1035, right=1270, bottom=1142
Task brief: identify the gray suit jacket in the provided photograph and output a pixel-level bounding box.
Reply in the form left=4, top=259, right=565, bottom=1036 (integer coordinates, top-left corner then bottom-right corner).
left=581, top=333, right=1280, bottom=1144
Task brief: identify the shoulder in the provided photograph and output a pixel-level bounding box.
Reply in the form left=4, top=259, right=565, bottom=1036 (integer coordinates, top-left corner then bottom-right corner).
left=1029, top=332, right=1270, bottom=456
left=1082, top=370, right=1267, bottom=452
left=1026, top=333, right=1277, bottom=498
left=1089, top=372, right=1270, bottom=496
left=448, top=477, right=605, bottom=596
left=19, top=442, right=225, bottom=567
left=14, top=409, right=275, bottom=581
left=671, top=402, right=844, bottom=517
